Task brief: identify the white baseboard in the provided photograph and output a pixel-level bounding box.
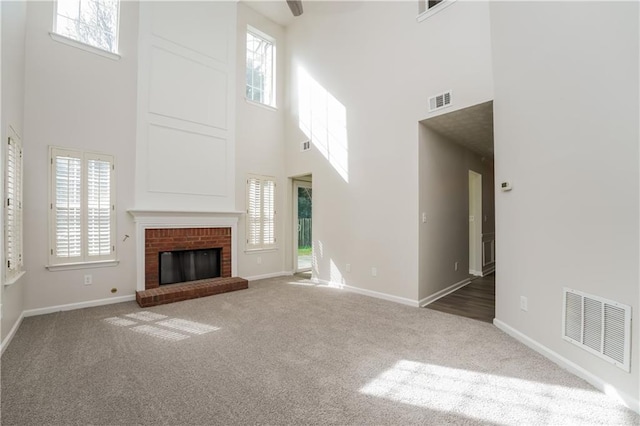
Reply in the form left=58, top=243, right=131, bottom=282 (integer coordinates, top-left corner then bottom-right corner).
left=419, top=277, right=472, bottom=307
left=469, top=269, right=483, bottom=276
left=245, top=271, right=294, bottom=282
left=1, top=311, right=25, bottom=356
left=482, top=264, right=495, bottom=276
left=311, top=278, right=419, bottom=307
left=23, top=294, right=136, bottom=318
left=494, top=319, right=639, bottom=415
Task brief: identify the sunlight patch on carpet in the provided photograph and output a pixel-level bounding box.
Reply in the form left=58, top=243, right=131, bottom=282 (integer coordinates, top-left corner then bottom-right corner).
left=131, top=325, right=189, bottom=341
left=104, top=312, right=220, bottom=342
left=103, top=317, right=137, bottom=327
left=359, top=360, right=631, bottom=424
left=156, top=318, right=220, bottom=335
left=124, top=312, right=168, bottom=322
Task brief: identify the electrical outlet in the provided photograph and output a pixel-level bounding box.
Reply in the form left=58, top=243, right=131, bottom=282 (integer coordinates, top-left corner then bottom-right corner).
left=454, top=262, right=459, bottom=271
left=520, top=296, right=528, bottom=312
left=84, top=274, right=92, bottom=285
left=346, top=263, right=351, bottom=272
left=371, top=267, right=377, bottom=277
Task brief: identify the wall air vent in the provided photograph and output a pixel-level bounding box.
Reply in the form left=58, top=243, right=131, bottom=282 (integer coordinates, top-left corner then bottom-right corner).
left=300, top=140, right=311, bottom=152
left=562, top=288, right=631, bottom=372
left=428, top=90, right=452, bottom=112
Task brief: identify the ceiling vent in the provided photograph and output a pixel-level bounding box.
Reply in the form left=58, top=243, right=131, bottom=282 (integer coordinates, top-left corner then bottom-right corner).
left=300, top=140, right=311, bottom=152
left=563, top=288, right=631, bottom=372
left=428, top=90, right=452, bottom=112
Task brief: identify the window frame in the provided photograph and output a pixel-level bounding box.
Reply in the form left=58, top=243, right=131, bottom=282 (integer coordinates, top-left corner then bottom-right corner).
left=246, top=26, right=277, bottom=109
left=48, top=146, right=118, bottom=270
left=4, top=131, right=25, bottom=286
left=51, top=0, right=121, bottom=59
left=245, top=174, right=277, bottom=252
left=417, top=0, right=457, bottom=22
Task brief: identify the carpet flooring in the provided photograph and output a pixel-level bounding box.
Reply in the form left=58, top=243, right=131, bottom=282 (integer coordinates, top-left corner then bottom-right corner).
left=2, top=275, right=638, bottom=425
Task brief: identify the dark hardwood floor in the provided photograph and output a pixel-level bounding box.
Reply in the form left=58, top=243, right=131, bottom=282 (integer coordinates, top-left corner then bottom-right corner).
left=426, top=273, right=495, bottom=323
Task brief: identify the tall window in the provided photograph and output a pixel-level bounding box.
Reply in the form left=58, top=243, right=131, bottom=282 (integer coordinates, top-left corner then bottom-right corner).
left=246, top=27, right=275, bottom=107
left=50, top=147, right=115, bottom=266
left=53, top=0, right=120, bottom=53
left=5, top=134, right=24, bottom=284
left=246, top=174, right=276, bottom=250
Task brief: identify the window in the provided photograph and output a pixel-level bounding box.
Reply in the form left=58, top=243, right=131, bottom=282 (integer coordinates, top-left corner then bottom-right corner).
left=246, top=27, right=276, bottom=107
left=49, top=147, right=116, bottom=267
left=53, top=0, right=120, bottom=54
left=417, top=0, right=457, bottom=21
left=5, top=133, right=24, bottom=284
left=246, top=175, right=276, bottom=250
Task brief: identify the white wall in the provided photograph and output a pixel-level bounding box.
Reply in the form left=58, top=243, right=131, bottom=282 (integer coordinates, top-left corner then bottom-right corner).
left=284, top=1, right=493, bottom=302
left=21, top=0, right=139, bottom=310
left=491, top=1, right=639, bottom=406
left=235, top=3, right=287, bottom=279
left=418, top=124, right=494, bottom=301
left=134, top=1, right=237, bottom=212
left=1, top=0, right=27, bottom=341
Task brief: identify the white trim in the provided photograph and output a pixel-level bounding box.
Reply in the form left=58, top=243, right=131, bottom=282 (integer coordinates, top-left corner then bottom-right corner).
left=23, top=294, right=135, bottom=318
left=46, top=259, right=119, bottom=271
left=494, top=319, right=639, bottom=415
left=128, top=210, right=241, bottom=291
left=416, top=0, right=458, bottom=22
left=245, top=271, right=293, bottom=282
left=419, top=277, right=472, bottom=307
left=245, top=98, right=278, bottom=112
left=1, top=311, right=25, bottom=356
left=311, top=278, right=420, bottom=307
left=3, top=270, right=25, bottom=286
left=49, top=32, right=121, bottom=61
left=470, top=269, right=483, bottom=276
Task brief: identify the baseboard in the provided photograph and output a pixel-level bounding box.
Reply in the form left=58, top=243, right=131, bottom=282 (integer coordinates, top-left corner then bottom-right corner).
left=494, top=319, right=639, bottom=415
left=469, top=269, right=483, bottom=276
left=482, top=264, right=495, bottom=276
left=311, top=278, right=419, bottom=307
left=23, top=294, right=136, bottom=318
left=419, top=277, right=472, bottom=307
left=1, top=311, right=25, bottom=356
left=245, top=271, right=294, bottom=282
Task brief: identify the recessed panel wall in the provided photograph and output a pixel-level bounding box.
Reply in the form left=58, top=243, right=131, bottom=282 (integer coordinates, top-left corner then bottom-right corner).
left=135, top=1, right=236, bottom=211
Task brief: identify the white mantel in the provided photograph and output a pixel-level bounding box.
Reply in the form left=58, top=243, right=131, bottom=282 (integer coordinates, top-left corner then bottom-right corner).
left=128, top=209, right=244, bottom=291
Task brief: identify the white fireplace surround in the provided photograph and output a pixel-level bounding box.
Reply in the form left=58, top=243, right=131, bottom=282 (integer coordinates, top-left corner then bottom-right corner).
left=128, top=210, right=243, bottom=291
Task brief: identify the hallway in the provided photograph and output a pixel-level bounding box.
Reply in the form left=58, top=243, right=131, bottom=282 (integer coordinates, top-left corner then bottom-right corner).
left=426, top=274, right=495, bottom=323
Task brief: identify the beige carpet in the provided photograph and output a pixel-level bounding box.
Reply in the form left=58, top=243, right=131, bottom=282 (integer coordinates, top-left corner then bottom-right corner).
left=1, top=275, right=638, bottom=425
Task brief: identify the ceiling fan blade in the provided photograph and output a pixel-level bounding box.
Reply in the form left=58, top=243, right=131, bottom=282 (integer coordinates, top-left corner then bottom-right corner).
left=286, top=0, right=303, bottom=16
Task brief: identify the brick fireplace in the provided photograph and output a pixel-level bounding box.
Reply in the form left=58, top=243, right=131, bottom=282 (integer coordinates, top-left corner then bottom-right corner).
left=129, top=211, right=247, bottom=307
left=144, top=227, right=232, bottom=290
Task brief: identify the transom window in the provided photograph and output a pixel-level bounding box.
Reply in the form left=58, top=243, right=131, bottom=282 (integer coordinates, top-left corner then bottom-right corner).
left=246, top=174, right=276, bottom=251
left=49, top=147, right=116, bottom=267
left=53, top=0, right=120, bottom=54
left=246, top=27, right=276, bottom=107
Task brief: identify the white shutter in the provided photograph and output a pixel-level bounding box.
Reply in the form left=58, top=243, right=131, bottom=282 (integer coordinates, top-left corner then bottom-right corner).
left=246, top=174, right=276, bottom=250
left=50, top=147, right=116, bottom=265
left=5, top=135, right=24, bottom=282
left=262, top=179, right=275, bottom=246
left=86, top=156, right=112, bottom=257
left=54, top=151, right=83, bottom=260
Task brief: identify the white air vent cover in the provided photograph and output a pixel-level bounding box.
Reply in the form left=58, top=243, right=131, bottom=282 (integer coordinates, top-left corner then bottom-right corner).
left=300, top=140, right=311, bottom=152
left=428, top=90, right=452, bottom=112
left=563, top=288, right=631, bottom=372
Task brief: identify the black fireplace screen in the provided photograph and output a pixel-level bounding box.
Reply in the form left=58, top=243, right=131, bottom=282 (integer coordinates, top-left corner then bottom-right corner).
left=159, top=248, right=221, bottom=285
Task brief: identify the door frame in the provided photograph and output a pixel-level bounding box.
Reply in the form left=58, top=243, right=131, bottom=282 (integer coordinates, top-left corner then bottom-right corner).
left=469, top=170, right=483, bottom=276
left=293, top=179, right=312, bottom=272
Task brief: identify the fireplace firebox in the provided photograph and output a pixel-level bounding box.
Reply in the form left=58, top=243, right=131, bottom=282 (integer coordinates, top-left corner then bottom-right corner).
left=159, top=248, right=221, bottom=285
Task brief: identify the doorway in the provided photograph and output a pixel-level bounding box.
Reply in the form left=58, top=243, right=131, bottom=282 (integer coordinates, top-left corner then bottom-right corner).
left=293, top=177, right=312, bottom=272
left=469, top=170, right=483, bottom=276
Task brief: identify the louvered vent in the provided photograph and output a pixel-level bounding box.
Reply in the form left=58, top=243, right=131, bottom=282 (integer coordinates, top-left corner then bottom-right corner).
left=563, top=288, right=631, bottom=372
left=300, top=140, right=311, bottom=152
left=428, top=90, right=452, bottom=112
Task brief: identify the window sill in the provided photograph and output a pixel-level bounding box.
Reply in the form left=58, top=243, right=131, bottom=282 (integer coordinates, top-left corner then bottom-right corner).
left=245, top=98, right=278, bottom=112
left=417, top=0, right=457, bottom=22
left=46, top=260, right=120, bottom=272
left=49, top=32, right=121, bottom=61
left=245, top=248, right=278, bottom=254
left=4, top=270, right=26, bottom=286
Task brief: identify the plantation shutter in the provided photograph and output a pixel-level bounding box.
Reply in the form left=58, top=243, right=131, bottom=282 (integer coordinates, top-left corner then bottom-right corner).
left=54, top=151, right=83, bottom=260
left=246, top=175, right=276, bottom=250
left=87, top=156, right=112, bottom=257
left=5, top=136, right=24, bottom=280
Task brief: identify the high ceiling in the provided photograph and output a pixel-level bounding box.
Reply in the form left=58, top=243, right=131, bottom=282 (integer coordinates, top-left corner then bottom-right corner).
left=421, top=101, right=494, bottom=159
left=242, top=1, right=297, bottom=26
